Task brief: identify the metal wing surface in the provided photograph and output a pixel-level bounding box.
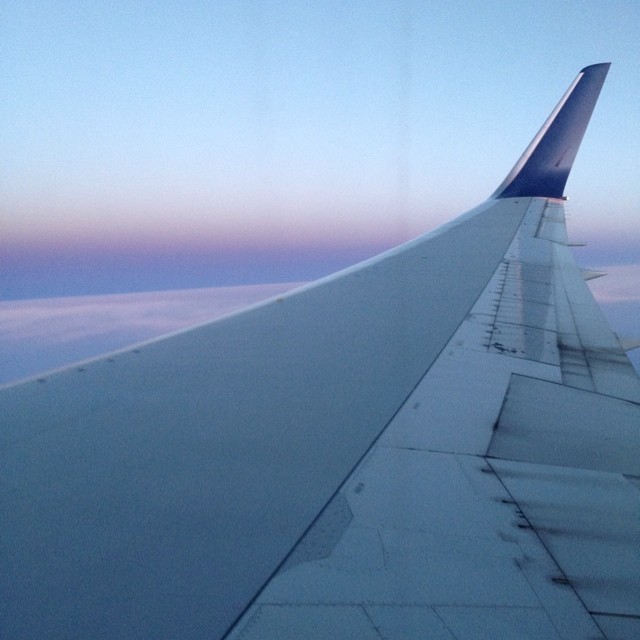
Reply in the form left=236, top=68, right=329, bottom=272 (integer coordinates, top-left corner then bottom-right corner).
left=3, top=63, right=638, bottom=639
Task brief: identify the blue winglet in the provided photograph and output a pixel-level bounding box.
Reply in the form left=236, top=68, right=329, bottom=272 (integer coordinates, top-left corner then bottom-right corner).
left=493, top=63, right=610, bottom=199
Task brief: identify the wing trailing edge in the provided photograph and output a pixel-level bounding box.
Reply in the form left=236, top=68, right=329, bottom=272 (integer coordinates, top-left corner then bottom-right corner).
left=493, top=63, right=610, bottom=199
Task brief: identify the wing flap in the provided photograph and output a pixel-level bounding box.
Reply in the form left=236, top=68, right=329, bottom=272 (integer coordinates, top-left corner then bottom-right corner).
left=488, top=374, right=640, bottom=475
left=493, top=459, right=640, bottom=618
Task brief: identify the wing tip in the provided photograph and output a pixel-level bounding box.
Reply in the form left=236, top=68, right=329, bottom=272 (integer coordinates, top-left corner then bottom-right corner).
left=580, top=62, right=611, bottom=73
left=494, top=63, right=611, bottom=200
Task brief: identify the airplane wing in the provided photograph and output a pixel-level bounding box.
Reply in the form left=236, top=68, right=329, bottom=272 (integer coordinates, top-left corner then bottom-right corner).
left=3, top=63, right=638, bottom=640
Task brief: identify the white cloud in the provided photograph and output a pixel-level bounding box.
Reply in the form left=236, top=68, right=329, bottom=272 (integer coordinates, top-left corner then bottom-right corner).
left=587, top=264, right=640, bottom=304
left=0, top=283, right=301, bottom=385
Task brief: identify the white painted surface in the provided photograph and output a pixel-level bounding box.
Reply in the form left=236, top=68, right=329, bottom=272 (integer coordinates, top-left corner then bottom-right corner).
left=1, top=199, right=527, bottom=639
left=3, top=192, right=638, bottom=638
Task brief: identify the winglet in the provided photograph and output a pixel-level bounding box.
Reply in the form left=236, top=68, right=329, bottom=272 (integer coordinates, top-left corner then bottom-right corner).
left=493, top=63, right=610, bottom=199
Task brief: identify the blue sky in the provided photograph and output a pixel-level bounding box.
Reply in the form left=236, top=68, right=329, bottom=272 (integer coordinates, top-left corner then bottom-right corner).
left=3, top=1, right=640, bottom=294
left=1, top=1, right=639, bottom=378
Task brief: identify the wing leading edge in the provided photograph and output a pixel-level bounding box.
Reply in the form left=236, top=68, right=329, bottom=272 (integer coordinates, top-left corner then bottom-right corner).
left=3, top=64, right=638, bottom=640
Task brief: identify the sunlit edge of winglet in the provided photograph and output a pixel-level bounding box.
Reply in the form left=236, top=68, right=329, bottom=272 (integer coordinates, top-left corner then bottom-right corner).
left=492, top=63, right=611, bottom=199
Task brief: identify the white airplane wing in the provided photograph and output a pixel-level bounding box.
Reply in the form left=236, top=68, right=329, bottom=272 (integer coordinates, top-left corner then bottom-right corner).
left=3, top=63, right=638, bottom=640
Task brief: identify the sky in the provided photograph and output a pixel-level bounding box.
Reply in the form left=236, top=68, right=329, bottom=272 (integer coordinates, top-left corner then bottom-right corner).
left=1, top=1, right=639, bottom=380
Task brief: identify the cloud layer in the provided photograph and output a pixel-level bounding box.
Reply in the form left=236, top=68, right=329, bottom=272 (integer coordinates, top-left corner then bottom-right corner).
left=0, top=283, right=299, bottom=385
